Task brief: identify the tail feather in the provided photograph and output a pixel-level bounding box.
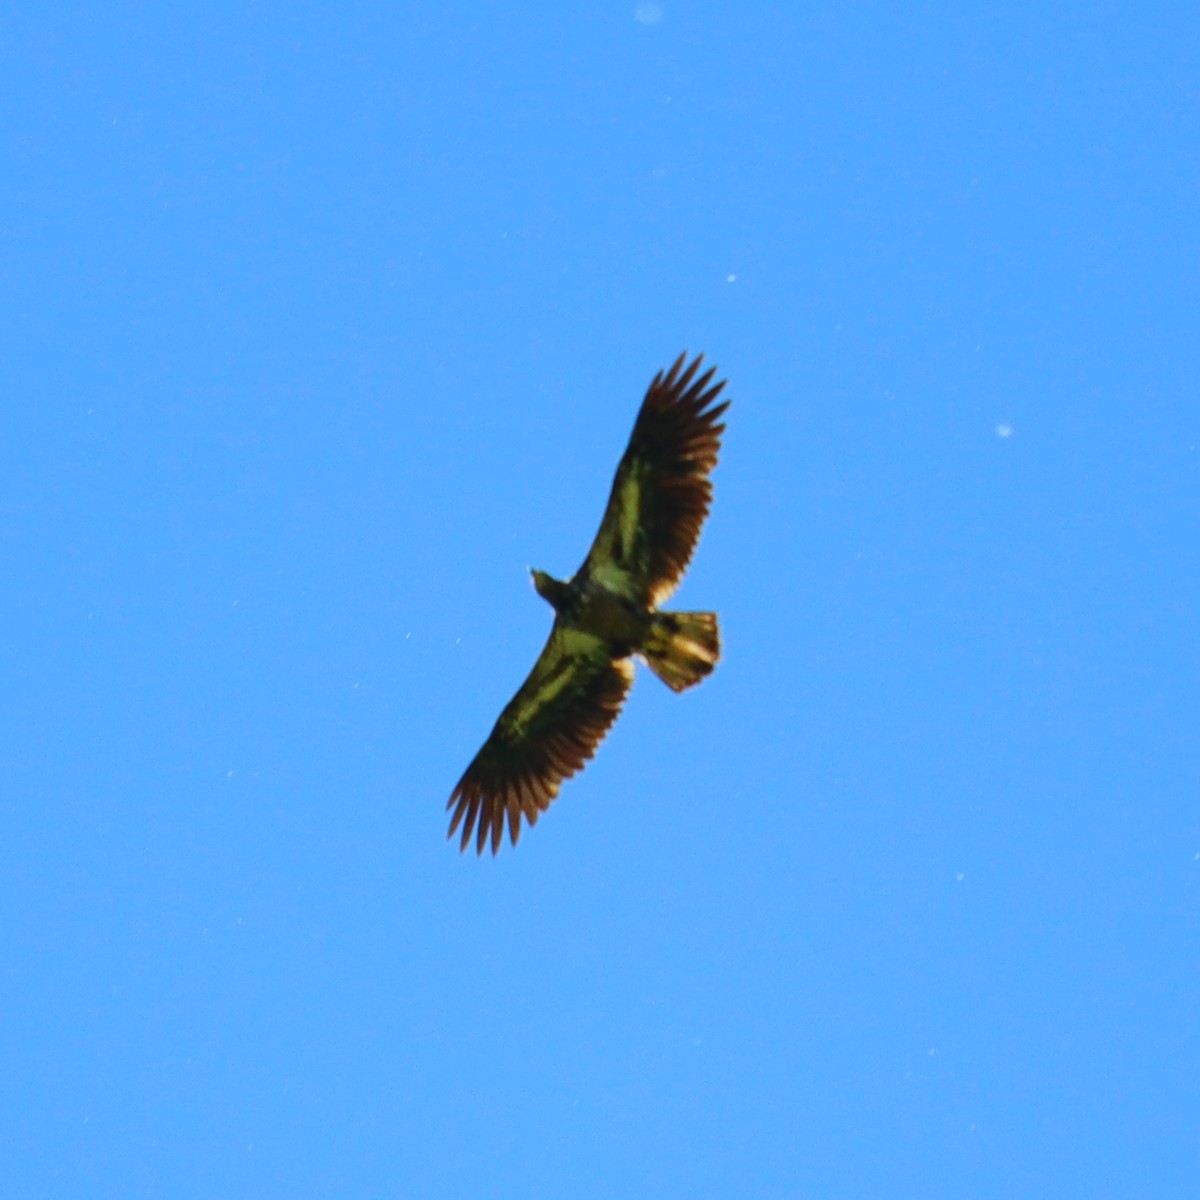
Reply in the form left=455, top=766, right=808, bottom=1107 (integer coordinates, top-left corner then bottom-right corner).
left=642, top=611, right=720, bottom=692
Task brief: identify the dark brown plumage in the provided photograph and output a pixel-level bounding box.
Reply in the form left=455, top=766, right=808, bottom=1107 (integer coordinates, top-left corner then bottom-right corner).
left=447, top=352, right=729, bottom=854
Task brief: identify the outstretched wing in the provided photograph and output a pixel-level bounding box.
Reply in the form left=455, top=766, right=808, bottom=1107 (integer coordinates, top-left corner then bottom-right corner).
left=578, top=352, right=729, bottom=606
left=447, top=624, right=635, bottom=855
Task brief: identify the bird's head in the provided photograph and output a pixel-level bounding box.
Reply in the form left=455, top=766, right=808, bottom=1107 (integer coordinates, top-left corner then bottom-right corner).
left=530, top=568, right=569, bottom=610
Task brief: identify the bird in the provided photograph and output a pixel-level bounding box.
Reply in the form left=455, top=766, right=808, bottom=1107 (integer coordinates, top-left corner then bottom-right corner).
left=447, top=352, right=729, bottom=854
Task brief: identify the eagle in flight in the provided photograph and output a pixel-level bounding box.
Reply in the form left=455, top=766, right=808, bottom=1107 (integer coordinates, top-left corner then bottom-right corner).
left=448, top=352, right=729, bottom=854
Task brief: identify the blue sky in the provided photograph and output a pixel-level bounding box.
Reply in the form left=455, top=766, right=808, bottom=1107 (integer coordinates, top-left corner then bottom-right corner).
left=2, top=4, right=1198, bottom=1197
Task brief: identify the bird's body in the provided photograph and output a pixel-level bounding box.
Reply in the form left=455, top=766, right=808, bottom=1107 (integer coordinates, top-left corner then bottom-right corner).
left=448, top=352, right=729, bottom=853
left=533, top=570, right=648, bottom=655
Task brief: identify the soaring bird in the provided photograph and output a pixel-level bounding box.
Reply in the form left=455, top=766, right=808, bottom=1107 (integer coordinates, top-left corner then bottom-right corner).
left=447, top=352, right=729, bottom=854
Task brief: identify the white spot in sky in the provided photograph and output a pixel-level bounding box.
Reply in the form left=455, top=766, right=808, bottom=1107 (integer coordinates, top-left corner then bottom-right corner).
left=635, top=3, right=663, bottom=25
left=995, top=423, right=1013, bottom=439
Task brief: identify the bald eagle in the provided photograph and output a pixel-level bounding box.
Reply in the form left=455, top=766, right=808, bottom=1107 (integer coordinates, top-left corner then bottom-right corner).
left=448, top=352, right=729, bottom=854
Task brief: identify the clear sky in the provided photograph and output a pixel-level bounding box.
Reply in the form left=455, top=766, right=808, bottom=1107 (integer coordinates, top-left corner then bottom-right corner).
left=2, top=5, right=1197, bottom=1198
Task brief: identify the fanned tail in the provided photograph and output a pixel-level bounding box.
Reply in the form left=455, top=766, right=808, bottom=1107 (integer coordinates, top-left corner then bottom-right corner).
left=642, top=611, right=720, bottom=693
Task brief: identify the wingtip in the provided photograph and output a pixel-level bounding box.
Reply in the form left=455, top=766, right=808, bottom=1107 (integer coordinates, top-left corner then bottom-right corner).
left=655, top=352, right=726, bottom=408
left=657, top=350, right=693, bottom=389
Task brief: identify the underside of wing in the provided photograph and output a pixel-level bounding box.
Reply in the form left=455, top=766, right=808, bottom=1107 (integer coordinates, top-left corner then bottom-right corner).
left=447, top=623, right=635, bottom=855
left=580, top=352, right=729, bottom=606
